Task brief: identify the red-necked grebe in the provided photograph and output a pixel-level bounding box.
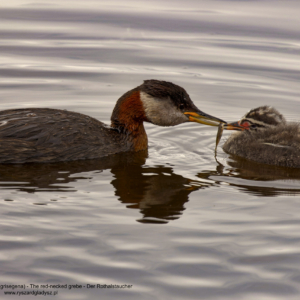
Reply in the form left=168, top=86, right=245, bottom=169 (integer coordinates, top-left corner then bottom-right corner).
left=0, top=80, right=225, bottom=163
left=223, top=106, right=300, bottom=168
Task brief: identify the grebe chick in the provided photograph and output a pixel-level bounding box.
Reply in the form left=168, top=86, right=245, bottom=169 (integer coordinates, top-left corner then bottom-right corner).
left=223, top=106, right=300, bottom=168
left=0, top=80, right=225, bottom=163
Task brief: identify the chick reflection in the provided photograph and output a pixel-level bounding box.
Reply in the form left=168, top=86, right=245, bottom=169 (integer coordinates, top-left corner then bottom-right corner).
left=200, top=154, right=300, bottom=197
left=0, top=151, right=206, bottom=223
left=226, top=155, right=300, bottom=181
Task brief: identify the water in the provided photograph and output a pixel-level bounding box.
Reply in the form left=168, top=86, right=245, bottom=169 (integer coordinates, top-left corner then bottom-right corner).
left=1, top=0, right=300, bottom=299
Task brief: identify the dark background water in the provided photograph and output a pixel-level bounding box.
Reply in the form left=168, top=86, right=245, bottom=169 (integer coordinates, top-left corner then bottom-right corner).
left=1, top=0, right=300, bottom=299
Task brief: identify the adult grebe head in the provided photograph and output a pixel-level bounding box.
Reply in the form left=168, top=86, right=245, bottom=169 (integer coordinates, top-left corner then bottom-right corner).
left=111, top=79, right=226, bottom=131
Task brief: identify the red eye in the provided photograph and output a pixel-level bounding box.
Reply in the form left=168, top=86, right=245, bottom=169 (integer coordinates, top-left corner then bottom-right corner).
left=241, top=121, right=250, bottom=129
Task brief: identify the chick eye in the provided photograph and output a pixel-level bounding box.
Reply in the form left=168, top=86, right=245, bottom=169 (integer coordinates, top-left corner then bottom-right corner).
left=179, top=103, right=184, bottom=110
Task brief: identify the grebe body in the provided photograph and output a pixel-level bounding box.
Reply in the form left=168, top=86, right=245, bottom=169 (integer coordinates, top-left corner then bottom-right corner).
left=223, top=106, right=300, bottom=168
left=0, top=80, right=225, bottom=163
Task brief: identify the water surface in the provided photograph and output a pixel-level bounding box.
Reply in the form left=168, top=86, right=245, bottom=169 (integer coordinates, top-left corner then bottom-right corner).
left=1, top=0, right=300, bottom=299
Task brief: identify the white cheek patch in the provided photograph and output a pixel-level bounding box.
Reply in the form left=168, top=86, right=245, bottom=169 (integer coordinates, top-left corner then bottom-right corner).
left=140, top=92, right=188, bottom=126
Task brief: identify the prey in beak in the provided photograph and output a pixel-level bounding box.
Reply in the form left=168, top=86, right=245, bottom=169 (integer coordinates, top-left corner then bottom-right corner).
left=184, top=111, right=226, bottom=127
left=215, top=120, right=245, bottom=150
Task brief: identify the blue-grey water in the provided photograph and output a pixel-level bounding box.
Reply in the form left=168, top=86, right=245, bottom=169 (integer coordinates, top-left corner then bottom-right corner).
left=1, top=0, right=300, bottom=299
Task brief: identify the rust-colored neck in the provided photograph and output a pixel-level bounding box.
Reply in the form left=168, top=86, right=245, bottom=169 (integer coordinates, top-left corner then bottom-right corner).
left=111, top=88, right=148, bottom=151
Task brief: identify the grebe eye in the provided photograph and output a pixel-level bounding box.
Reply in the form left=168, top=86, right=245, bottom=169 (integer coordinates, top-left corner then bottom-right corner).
left=179, top=103, right=184, bottom=110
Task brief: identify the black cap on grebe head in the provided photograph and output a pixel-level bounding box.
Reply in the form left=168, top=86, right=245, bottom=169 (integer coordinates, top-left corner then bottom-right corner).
left=224, top=106, right=286, bottom=131
left=139, top=79, right=226, bottom=127
left=140, top=80, right=191, bottom=107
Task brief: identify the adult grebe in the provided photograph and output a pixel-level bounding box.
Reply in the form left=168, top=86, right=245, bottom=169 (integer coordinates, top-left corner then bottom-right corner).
left=223, top=106, right=300, bottom=168
left=0, top=80, right=225, bottom=163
